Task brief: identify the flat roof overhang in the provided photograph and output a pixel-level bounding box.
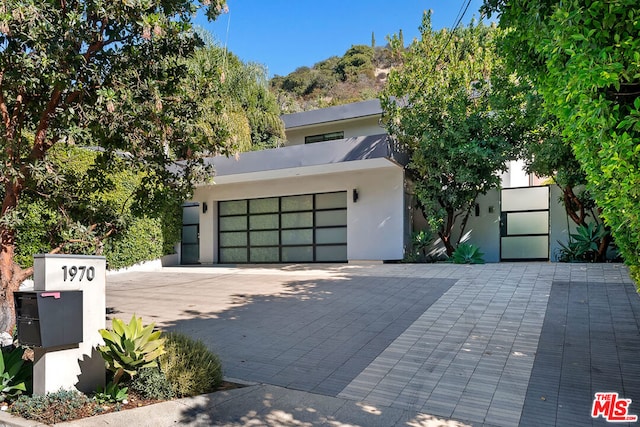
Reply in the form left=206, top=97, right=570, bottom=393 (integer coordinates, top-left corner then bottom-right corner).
left=196, top=133, right=407, bottom=186
left=281, top=99, right=382, bottom=129
left=211, top=157, right=400, bottom=185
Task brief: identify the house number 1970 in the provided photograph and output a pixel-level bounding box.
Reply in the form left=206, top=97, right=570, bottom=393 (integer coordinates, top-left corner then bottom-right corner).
left=61, top=266, right=95, bottom=282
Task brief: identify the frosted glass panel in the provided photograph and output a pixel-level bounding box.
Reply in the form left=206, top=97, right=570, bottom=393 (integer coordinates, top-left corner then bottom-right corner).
left=249, top=214, right=278, bottom=230
left=507, top=211, right=549, bottom=235
left=501, top=236, right=548, bottom=259
left=316, top=227, right=347, bottom=244
left=282, top=212, right=312, bottom=229
left=250, top=247, right=279, bottom=262
left=181, top=245, right=199, bottom=264
left=316, top=192, right=347, bottom=209
left=219, top=200, right=247, bottom=216
left=219, top=232, right=247, bottom=247
left=182, top=225, right=198, bottom=244
left=282, top=246, right=313, bottom=262
left=316, top=210, right=347, bottom=227
left=250, top=198, right=278, bottom=214
left=250, top=231, right=279, bottom=246
left=282, top=195, right=313, bottom=212
left=502, top=187, right=549, bottom=211
left=220, top=216, right=247, bottom=231
left=220, top=248, right=247, bottom=263
left=282, top=229, right=313, bottom=245
left=182, top=205, right=199, bottom=225
left=316, top=245, right=347, bottom=262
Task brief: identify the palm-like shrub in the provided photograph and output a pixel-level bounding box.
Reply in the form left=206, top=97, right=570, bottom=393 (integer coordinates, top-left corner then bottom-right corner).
left=98, top=315, right=166, bottom=384
left=451, top=243, right=485, bottom=264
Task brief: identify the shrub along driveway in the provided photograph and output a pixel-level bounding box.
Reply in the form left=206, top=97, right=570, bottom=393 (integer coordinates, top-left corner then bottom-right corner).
left=106, top=262, right=638, bottom=426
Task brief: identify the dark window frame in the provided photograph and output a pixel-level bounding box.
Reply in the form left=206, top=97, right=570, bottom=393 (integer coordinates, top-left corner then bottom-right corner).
left=218, top=192, right=347, bottom=263
left=304, top=131, right=344, bottom=144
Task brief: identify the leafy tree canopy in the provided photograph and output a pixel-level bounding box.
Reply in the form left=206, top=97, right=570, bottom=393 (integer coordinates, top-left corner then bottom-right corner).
left=381, top=13, right=520, bottom=256
left=184, top=42, right=285, bottom=152
left=483, top=0, right=640, bottom=280
left=0, top=0, right=229, bottom=331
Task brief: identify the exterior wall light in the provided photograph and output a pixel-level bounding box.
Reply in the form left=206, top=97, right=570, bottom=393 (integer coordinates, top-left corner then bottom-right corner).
left=202, top=202, right=208, bottom=214
left=353, top=189, right=359, bottom=203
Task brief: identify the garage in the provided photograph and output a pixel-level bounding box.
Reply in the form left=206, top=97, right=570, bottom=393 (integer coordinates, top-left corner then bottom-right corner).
left=218, top=191, right=348, bottom=263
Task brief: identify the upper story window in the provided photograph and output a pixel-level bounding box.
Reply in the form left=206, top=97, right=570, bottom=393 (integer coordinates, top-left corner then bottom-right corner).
left=305, top=131, right=344, bottom=144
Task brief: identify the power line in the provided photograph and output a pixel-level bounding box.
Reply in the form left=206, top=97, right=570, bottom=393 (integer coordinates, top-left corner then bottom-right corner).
left=432, top=0, right=474, bottom=72
left=408, top=0, right=474, bottom=101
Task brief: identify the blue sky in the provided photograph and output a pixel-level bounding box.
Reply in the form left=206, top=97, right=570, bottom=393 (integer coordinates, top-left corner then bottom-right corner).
left=198, top=0, right=489, bottom=77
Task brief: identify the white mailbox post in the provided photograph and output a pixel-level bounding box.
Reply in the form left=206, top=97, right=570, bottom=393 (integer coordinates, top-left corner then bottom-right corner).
left=29, top=254, right=106, bottom=395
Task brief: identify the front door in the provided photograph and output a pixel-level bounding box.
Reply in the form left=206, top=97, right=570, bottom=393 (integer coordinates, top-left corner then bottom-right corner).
left=181, top=204, right=200, bottom=264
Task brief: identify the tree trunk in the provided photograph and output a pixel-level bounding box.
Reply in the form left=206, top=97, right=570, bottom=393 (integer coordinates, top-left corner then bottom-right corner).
left=562, top=185, right=587, bottom=227
left=596, top=230, right=612, bottom=262
left=440, top=207, right=456, bottom=257
left=0, top=226, right=31, bottom=333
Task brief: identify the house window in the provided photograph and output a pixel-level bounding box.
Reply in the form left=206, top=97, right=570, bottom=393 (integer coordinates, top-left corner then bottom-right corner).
left=305, top=131, right=344, bottom=144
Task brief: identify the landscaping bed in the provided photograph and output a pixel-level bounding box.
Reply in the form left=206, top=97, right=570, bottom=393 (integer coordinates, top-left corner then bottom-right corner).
left=0, top=317, right=230, bottom=425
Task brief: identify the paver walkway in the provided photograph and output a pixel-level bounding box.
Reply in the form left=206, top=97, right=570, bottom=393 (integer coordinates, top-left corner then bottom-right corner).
left=105, top=262, right=637, bottom=426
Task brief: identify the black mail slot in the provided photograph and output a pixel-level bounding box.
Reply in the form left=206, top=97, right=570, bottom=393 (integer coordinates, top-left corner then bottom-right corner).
left=15, top=291, right=83, bottom=348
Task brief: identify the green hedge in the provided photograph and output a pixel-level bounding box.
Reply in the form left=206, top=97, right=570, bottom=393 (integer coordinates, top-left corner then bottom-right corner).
left=14, top=146, right=182, bottom=270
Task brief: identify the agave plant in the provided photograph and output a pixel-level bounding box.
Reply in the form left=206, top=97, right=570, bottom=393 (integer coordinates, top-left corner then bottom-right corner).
left=98, top=315, right=166, bottom=384
left=451, top=243, right=485, bottom=264
left=0, top=346, right=31, bottom=402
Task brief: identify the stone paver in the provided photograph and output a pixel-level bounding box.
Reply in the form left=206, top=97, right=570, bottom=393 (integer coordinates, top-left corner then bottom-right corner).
left=339, top=264, right=554, bottom=425
left=152, top=274, right=456, bottom=396
left=104, top=262, right=636, bottom=427
left=520, top=280, right=640, bottom=427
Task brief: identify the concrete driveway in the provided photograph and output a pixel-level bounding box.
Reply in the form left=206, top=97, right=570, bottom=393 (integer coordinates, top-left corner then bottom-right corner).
left=105, top=262, right=639, bottom=426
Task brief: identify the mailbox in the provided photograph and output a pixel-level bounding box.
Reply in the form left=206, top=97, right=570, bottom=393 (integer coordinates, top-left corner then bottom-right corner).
left=15, top=291, right=83, bottom=348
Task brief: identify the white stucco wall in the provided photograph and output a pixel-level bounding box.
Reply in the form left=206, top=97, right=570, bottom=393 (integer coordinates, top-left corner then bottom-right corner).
left=455, top=190, right=501, bottom=263
left=414, top=185, right=576, bottom=263
left=411, top=189, right=501, bottom=262
left=285, top=116, right=384, bottom=146
left=193, top=163, right=405, bottom=263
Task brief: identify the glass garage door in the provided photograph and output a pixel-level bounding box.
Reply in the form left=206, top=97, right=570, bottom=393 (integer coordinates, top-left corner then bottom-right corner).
left=218, top=192, right=347, bottom=263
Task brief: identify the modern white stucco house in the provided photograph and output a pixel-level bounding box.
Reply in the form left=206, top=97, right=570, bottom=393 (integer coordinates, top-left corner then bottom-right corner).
left=182, top=98, right=571, bottom=265
left=186, top=99, right=411, bottom=264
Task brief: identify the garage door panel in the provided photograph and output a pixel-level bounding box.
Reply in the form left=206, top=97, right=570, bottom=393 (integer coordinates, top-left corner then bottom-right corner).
left=220, top=248, right=248, bottom=263
left=249, top=198, right=278, bottom=214
left=249, top=214, right=278, bottom=230
left=316, top=192, right=347, bottom=209
left=316, top=210, right=347, bottom=227
left=220, top=200, right=247, bottom=216
left=282, top=195, right=313, bottom=211
left=250, top=231, right=279, bottom=246
left=316, top=227, right=347, bottom=244
left=220, top=231, right=247, bottom=247
left=281, top=212, right=313, bottom=229
left=220, top=216, right=247, bottom=231
left=250, top=247, right=279, bottom=263
left=219, top=192, right=347, bottom=263
left=317, top=245, right=348, bottom=262
left=282, top=246, right=314, bottom=262
left=282, top=229, right=313, bottom=245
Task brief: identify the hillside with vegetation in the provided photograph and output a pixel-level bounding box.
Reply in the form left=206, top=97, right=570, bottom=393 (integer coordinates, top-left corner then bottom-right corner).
left=270, top=34, right=405, bottom=113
